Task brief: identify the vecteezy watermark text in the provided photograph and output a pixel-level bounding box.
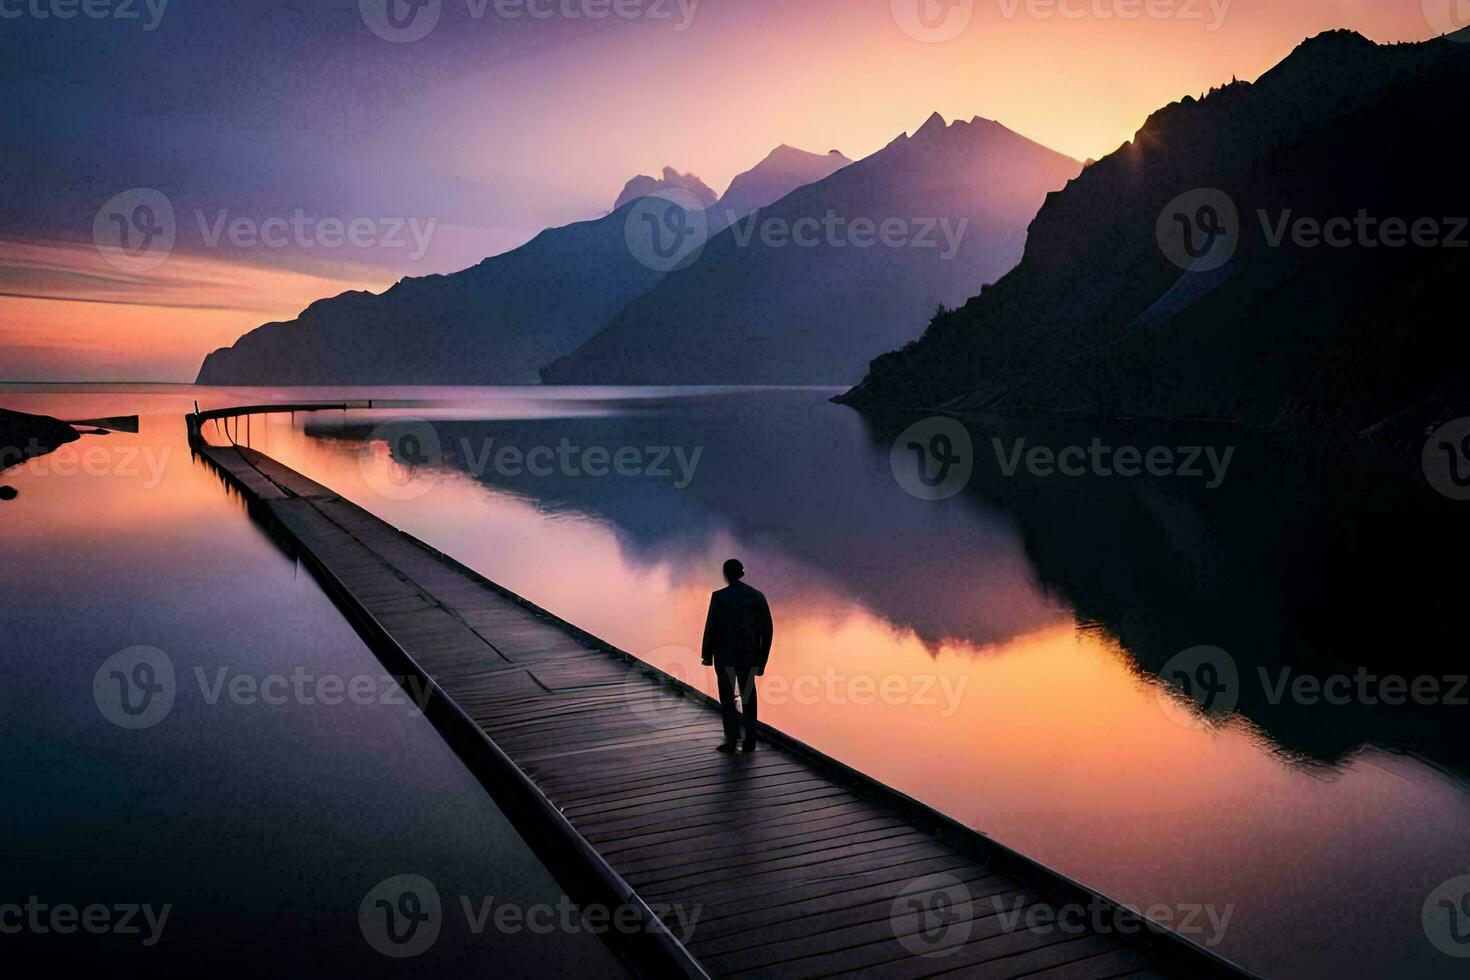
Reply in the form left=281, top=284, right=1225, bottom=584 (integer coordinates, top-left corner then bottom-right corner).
left=358, top=875, right=700, bottom=958
left=990, top=894, right=1235, bottom=947
left=997, top=0, right=1231, bottom=31
left=991, top=438, right=1235, bottom=489
left=459, top=438, right=702, bottom=487
left=728, top=210, right=970, bottom=260
left=93, top=188, right=440, bottom=273
left=1153, top=644, right=1470, bottom=731
left=359, top=0, right=701, bottom=43
left=93, top=647, right=437, bottom=730
left=1259, top=667, right=1468, bottom=707
left=621, top=652, right=972, bottom=730
left=0, top=440, right=170, bottom=489
left=0, top=0, right=168, bottom=29
left=0, top=898, right=171, bottom=946
left=359, top=418, right=705, bottom=501
left=195, top=211, right=438, bottom=260
left=1158, top=189, right=1469, bottom=272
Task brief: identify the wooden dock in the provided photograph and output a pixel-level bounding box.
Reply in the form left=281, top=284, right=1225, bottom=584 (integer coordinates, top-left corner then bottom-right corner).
left=190, top=414, right=1255, bottom=980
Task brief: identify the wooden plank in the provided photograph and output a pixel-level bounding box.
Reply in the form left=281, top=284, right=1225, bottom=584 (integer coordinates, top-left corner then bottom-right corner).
left=198, top=445, right=288, bottom=501
left=686, top=854, right=985, bottom=923
left=585, top=800, right=887, bottom=853
left=643, top=841, right=968, bottom=908
left=600, top=811, right=906, bottom=865
left=608, top=816, right=913, bottom=875
left=690, top=871, right=1019, bottom=945
left=701, top=890, right=1050, bottom=975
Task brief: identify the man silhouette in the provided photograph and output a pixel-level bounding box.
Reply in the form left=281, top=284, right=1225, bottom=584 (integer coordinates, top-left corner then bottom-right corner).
left=701, top=559, right=773, bottom=753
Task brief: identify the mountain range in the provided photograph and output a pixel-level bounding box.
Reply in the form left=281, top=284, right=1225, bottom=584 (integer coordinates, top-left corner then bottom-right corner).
left=195, top=144, right=852, bottom=385
left=837, top=30, right=1470, bottom=435
left=542, top=115, right=1079, bottom=385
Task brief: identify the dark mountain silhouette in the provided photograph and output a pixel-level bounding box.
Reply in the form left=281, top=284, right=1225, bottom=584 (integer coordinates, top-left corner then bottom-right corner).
left=715, top=145, right=852, bottom=217
left=838, top=31, right=1470, bottom=434
left=541, top=114, right=1080, bottom=385
left=195, top=145, right=847, bottom=386
left=612, top=166, right=717, bottom=212
left=195, top=204, right=679, bottom=385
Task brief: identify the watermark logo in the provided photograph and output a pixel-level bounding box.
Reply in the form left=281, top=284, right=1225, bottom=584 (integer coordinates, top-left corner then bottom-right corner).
left=360, top=418, right=443, bottom=501
left=891, top=873, right=973, bottom=957
left=93, top=646, right=176, bottom=730
left=892, top=0, right=974, bottom=43
left=361, top=0, right=442, bottom=42
left=624, top=188, right=709, bottom=272
left=1424, top=875, right=1470, bottom=958
left=1423, top=418, right=1470, bottom=501
left=1424, top=0, right=1470, bottom=40
left=93, top=189, right=176, bottom=274
left=1155, top=645, right=1239, bottom=730
left=1157, top=188, right=1238, bottom=272
left=624, top=649, right=703, bottom=730
left=891, top=417, right=974, bottom=501
left=360, top=874, right=443, bottom=958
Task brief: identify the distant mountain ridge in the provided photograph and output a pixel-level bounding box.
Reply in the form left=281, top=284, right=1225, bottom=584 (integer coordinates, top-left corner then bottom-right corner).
left=716, top=146, right=852, bottom=218
left=542, top=114, right=1080, bottom=385
left=838, top=30, right=1470, bottom=434
left=613, top=167, right=717, bottom=212
left=195, top=143, right=849, bottom=386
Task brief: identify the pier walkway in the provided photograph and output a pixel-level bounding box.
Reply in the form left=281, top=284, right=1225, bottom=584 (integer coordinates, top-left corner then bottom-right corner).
left=189, top=412, right=1253, bottom=980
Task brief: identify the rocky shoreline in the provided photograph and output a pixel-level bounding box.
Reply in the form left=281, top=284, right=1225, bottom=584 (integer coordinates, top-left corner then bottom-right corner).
left=0, top=408, right=81, bottom=496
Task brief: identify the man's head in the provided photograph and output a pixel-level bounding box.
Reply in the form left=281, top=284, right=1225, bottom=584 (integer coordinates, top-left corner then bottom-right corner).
left=723, top=558, right=745, bottom=584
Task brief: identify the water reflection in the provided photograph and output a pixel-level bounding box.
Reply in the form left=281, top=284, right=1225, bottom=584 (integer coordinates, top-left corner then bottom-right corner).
left=192, top=386, right=1470, bottom=979
left=862, top=411, right=1470, bottom=782
left=0, top=389, right=625, bottom=978
left=307, top=390, right=1068, bottom=652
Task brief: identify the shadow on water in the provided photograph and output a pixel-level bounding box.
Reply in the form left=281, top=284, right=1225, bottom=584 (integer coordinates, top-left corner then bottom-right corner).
left=859, top=410, right=1470, bottom=784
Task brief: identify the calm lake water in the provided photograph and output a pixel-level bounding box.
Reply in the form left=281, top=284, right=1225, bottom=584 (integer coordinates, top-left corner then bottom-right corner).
left=0, top=386, right=623, bottom=977
left=5, top=383, right=1469, bottom=979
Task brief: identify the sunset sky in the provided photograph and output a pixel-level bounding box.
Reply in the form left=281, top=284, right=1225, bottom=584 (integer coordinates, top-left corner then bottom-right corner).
left=1, top=0, right=1451, bottom=380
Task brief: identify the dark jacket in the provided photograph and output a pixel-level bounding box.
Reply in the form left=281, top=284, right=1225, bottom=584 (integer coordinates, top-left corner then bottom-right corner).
left=701, top=581, right=774, bottom=673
